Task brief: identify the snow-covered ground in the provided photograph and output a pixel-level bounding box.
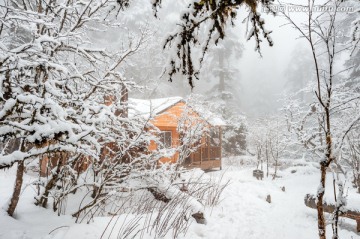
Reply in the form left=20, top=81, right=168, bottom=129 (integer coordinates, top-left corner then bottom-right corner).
left=1, top=162, right=359, bottom=239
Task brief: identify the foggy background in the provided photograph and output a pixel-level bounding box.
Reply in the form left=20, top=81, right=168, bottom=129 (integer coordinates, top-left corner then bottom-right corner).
left=96, top=0, right=341, bottom=119
left=153, top=0, right=314, bottom=118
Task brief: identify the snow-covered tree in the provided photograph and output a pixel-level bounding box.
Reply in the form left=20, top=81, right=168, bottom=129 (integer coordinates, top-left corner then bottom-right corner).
left=222, top=114, right=247, bottom=156
left=201, top=30, right=243, bottom=108
left=247, top=116, right=288, bottom=177
left=284, top=44, right=314, bottom=103
left=247, top=118, right=267, bottom=170
left=152, top=0, right=275, bottom=87
left=341, top=131, right=360, bottom=194
left=340, top=0, right=360, bottom=84
left=0, top=0, right=151, bottom=217
left=282, top=1, right=360, bottom=238
left=176, top=98, right=209, bottom=166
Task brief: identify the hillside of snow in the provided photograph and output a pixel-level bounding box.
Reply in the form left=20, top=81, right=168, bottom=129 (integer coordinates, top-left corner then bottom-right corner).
left=1, top=161, right=359, bottom=239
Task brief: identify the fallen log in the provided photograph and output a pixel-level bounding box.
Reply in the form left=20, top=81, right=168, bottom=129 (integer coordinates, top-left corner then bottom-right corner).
left=148, top=187, right=206, bottom=224
left=304, top=194, right=360, bottom=232
left=148, top=188, right=171, bottom=203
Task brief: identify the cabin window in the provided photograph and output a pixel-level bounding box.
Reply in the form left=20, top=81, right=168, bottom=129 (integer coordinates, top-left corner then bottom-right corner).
left=159, top=131, right=172, bottom=148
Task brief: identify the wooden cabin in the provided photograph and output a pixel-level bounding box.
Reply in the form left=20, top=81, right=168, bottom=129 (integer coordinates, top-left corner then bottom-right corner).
left=129, top=97, right=225, bottom=170
left=39, top=96, right=224, bottom=176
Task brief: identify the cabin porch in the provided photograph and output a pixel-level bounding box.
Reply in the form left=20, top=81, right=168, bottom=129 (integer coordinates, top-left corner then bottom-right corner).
left=183, top=127, right=222, bottom=170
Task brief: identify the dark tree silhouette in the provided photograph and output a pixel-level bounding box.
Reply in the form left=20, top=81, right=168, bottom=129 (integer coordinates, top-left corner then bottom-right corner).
left=118, top=0, right=274, bottom=88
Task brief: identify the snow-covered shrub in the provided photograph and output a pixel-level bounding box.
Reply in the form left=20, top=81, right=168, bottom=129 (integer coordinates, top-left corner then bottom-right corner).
left=176, top=97, right=209, bottom=165
left=0, top=0, right=151, bottom=216
left=97, top=166, right=229, bottom=239
left=339, top=132, right=360, bottom=193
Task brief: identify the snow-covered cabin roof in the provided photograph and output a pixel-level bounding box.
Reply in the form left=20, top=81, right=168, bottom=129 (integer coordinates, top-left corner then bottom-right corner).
left=192, top=104, right=227, bottom=127
left=129, top=97, right=226, bottom=127
left=207, top=117, right=226, bottom=127
left=129, top=97, right=183, bottom=118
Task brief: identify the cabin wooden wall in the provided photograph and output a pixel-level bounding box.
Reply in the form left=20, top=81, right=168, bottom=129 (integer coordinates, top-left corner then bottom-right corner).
left=149, top=101, right=210, bottom=164
left=39, top=152, right=91, bottom=177
left=149, top=102, right=184, bottom=163
left=152, top=102, right=186, bottom=127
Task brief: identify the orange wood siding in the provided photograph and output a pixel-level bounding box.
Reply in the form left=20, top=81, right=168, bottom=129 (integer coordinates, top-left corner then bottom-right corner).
left=150, top=102, right=184, bottom=163
left=148, top=126, right=179, bottom=163
left=149, top=101, right=209, bottom=164
left=151, top=101, right=186, bottom=127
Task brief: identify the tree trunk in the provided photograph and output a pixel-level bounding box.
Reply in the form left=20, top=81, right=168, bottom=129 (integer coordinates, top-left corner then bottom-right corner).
left=331, top=180, right=344, bottom=239
left=218, top=50, right=225, bottom=96
left=118, top=82, right=128, bottom=117
left=7, top=160, right=25, bottom=217
left=218, top=50, right=225, bottom=116
left=272, top=159, right=278, bottom=180
left=316, top=105, right=332, bottom=239
left=316, top=165, right=327, bottom=239
left=266, top=143, right=269, bottom=178
left=36, top=152, right=69, bottom=208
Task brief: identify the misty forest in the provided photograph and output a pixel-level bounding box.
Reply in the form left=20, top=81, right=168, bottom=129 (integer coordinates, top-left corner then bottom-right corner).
left=0, top=0, right=359, bottom=239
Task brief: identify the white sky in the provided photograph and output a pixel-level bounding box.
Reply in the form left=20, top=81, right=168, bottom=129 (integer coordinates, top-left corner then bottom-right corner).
left=236, top=2, right=310, bottom=117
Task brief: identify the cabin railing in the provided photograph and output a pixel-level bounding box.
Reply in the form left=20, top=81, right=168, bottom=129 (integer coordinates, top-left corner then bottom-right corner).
left=189, top=146, right=221, bottom=162
left=182, top=128, right=222, bottom=170
left=201, top=146, right=221, bottom=161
